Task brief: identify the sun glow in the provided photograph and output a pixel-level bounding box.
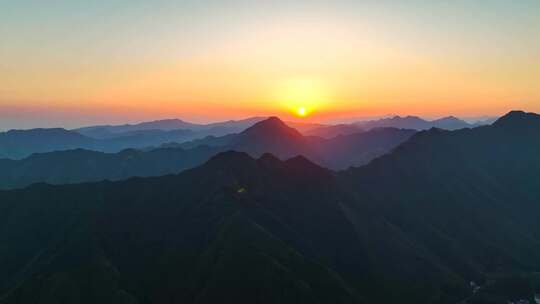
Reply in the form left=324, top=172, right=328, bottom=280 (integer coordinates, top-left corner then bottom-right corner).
left=297, top=107, right=308, bottom=117
left=274, top=78, right=332, bottom=119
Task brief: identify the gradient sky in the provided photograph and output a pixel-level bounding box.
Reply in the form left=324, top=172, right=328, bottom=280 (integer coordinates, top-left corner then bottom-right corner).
left=1, top=0, right=539, bottom=129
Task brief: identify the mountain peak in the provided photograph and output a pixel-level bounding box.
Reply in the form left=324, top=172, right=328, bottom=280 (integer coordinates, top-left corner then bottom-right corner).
left=5, top=128, right=71, bottom=135
left=404, top=115, right=423, bottom=120
left=240, top=117, right=302, bottom=138
left=257, top=116, right=287, bottom=127
left=435, top=116, right=460, bottom=121
left=493, top=110, right=540, bottom=129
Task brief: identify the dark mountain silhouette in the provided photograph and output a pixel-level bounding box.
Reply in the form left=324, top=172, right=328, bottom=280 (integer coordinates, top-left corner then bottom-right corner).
left=0, top=152, right=364, bottom=304
left=0, top=117, right=414, bottom=189
left=0, top=115, right=483, bottom=160
left=164, top=133, right=238, bottom=150
left=164, top=117, right=415, bottom=167
left=0, top=118, right=270, bottom=159
left=0, top=127, right=202, bottom=159
left=491, top=110, right=540, bottom=131
left=303, top=115, right=488, bottom=138
left=471, top=117, right=498, bottom=127
left=2, top=109, right=540, bottom=304
left=356, top=115, right=479, bottom=130
left=228, top=117, right=317, bottom=159
left=0, top=146, right=225, bottom=190
left=0, top=128, right=97, bottom=159
left=304, top=124, right=364, bottom=138
left=75, top=117, right=268, bottom=139
left=431, top=116, right=472, bottom=130
left=202, top=116, right=270, bottom=136
left=340, top=110, right=540, bottom=303
left=317, top=128, right=417, bottom=169
left=96, top=128, right=198, bottom=150
left=75, top=119, right=204, bottom=137
left=358, top=115, right=432, bottom=130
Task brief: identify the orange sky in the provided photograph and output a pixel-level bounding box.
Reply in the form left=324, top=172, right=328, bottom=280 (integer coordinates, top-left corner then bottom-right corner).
left=1, top=1, right=539, bottom=127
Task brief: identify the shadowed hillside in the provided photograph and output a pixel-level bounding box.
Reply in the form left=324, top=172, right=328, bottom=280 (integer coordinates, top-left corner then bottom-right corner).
left=1, top=111, right=539, bottom=304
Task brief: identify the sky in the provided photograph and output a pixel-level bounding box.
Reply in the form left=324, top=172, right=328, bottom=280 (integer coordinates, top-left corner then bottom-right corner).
left=1, top=0, right=539, bottom=129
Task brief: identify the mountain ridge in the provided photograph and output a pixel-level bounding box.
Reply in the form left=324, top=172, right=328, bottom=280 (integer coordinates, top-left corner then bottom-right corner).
left=3, top=108, right=540, bottom=303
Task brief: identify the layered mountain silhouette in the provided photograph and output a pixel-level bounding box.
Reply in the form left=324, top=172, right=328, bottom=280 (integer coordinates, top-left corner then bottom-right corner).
left=0, top=146, right=222, bottom=189
left=228, top=117, right=316, bottom=159
left=304, top=124, right=364, bottom=138
left=1, top=111, right=539, bottom=304
left=0, top=152, right=366, bottom=304
left=164, top=117, right=416, bottom=167
left=0, top=117, right=415, bottom=189
left=307, top=115, right=494, bottom=138
left=357, top=115, right=479, bottom=130
left=0, top=127, right=200, bottom=159
left=340, top=110, right=540, bottom=303
left=0, top=118, right=269, bottom=159
left=75, top=117, right=268, bottom=139
left=0, top=117, right=326, bottom=159
left=0, top=114, right=486, bottom=159
left=0, top=128, right=97, bottom=159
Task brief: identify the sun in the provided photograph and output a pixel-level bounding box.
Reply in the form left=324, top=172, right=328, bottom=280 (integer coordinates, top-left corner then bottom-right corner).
left=274, top=78, right=330, bottom=119
left=297, top=107, right=308, bottom=117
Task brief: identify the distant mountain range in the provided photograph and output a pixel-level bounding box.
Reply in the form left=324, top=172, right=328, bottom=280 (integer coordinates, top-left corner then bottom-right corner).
left=0, top=115, right=493, bottom=159
left=74, top=117, right=267, bottom=138
left=0, top=118, right=268, bottom=159
left=358, top=115, right=476, bottom=130
left=307, top=115, right=495, bottom=138
left=0, top=111, right=539, bottom=304
left=0, top=127, right=209, bottom=160
left=0, top=117, right=415, bottom=189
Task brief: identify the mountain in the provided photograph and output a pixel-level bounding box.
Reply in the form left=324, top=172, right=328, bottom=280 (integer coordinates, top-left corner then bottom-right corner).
left=0, top=118, right=268, bottom=160
left=340, top=110, right=540, bottom=303
left=96, top=129, right=198, bottom=150
left=285, top=121, right=328, bottom=133
left=304, top=124, right=364, bottom=138
left=201, top=117, right=269, bottom=136
left=0, top=115, right=487, bottom=160
left=166, top=117, right=415, bottom=167
left=0, top=128, right=97, bottom=159
left=357, top=115, right=432, bottom=130
left=355, top=115, right=486, bottom=131
left=228, top=117, right=317, bottom=159
left=431, top=116, right=473, bottom=130
left=75, top=119, right=204, bottom=137
left=302, top=115, right=482, bottom=139
left=0, top=117, right=414, bottom=189
left=0, top=152, right=364, bottom=304
left=0, top=146, right=225, bottom=190
left=2, top=109, right=540, bottom=304
left=471, top=117, right=498, bottom=127
left=75, top=117, right=268, bottom=139
left=491, top=110, right=540, bottom=131
left=0, top=127, right=202, bottom=159
left=317, top=128, right=417, bottom=169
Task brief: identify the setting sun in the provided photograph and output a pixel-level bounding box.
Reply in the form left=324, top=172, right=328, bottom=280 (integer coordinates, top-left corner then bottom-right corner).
left=275, top=78, right=330, bottom=120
